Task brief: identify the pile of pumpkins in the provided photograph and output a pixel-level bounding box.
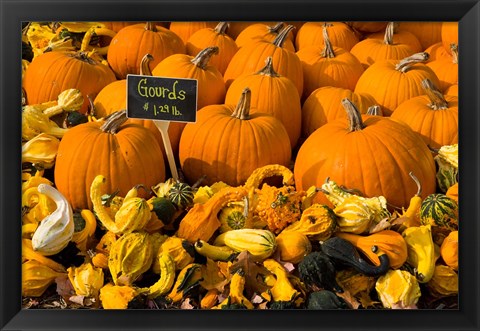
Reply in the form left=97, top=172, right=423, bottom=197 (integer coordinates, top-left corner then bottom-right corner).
left=21, top=21, right=459, bottom=310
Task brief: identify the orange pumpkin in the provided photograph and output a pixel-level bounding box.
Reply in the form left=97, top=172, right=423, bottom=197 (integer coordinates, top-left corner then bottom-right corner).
left=23, top=51, right=116, bottom=114
left=179, top=88, right=291, bottom=187
left=350, top=22, right=417, bottom=69
left=296, top=25, right=364, bottom=99
left=347, top=22, right=388, bottom=34
left=391, top=79, right=458, bottom=149
left=426, top=44, right=458, bottom=92
left=354, top=52, right=440, bottom=116
left=186, top=22, right=239, bottom=75
left=227, top=22, right=274, bottom=39
left=235, top=22, right=295, bottom=52
left=107, top=22, right=185, bottom=79
left=169, top=21, right=217, bottom=43
left=424, top=42, right=452, bottom=62
left=224, top=25, right=303, bottom=95
left=301, top=86, right=377, bottom=138
left=54, top=111, right=166, bottom=210
left=295, top=22, right=359, bottom=51
left=446, top=182, right=458, bottom=202
left=225, top=57, right=302, bottom=148
left=101, top=22, right=169, bottom=32
left=441, top=22, right=458, bottom=55
left=397, top=22, right=442, bottom=50
left=445, top=84, right=458, bottom=97
left=293, top=98, right=436, bottom=210
left=366, top=22, right=422, bottom=53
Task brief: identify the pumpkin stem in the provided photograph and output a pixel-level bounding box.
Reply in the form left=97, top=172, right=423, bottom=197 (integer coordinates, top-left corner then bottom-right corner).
left=214, top=22, right=229, bottom=34
left=272, top=25, right=294, bottom=48
left=145, top=22, right=157, bottom=32
left=70, top=51, right=97, bottom=65
left=408, top=172, right=422, bottom=197
left=342, top=98, right=365, bottom=132
left=100, top=110, right=128, bottom=134
left=395, top=52, right=429, bottom=73
left=421, top=79, right=448, bottom=110
left=140, top=54, right=154, bottom=76
left=191, top=46, right=219, bottom=70
left=255, top=57, right=280, bottom=77
left=231, top=88, right=251, bottom=120
left=383, top=22, right=396, bottom=45
left=366, top=105, right=383, bottom=116
left=321, top=25, right=335, bottom=58
left=268, top=22, right=285, bottom=34
left=86, top=95, right=96, bottom=118
left=450, top=43, right=458, bottom=64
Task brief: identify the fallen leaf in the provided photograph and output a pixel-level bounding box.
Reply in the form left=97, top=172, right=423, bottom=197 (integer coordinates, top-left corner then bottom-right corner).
left=181, top=298, right=195, bottom=309
left=200, top=258, right=229, bottom=292
left=337, top=290, right=360, bottom=309
left=55, top=275, right=75, bottom=301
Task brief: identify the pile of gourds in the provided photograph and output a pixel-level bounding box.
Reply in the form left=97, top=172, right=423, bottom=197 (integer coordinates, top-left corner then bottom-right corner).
left=21, top=20, right=459, bottom=310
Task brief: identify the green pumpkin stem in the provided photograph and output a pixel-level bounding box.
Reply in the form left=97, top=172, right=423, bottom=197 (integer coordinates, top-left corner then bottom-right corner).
left=422, top=79, right=449, bottom=110
left=395, top=52, right=429, bottom=73
left=231, top=88, right=251, bottom=120
left=273, top=25, right=294, bottom=48
left=342, top=98, right=365, bottom=132
left=450, top=44, right=458, bottom=64
left=100, top=110, right=128, bottom=134
left=191, top=46, right=219, bottom=70
left=256, top=57, right=280, bottom=77
left=214, top=22, right=229, bottom=34
left=383, top=22, right=396, bottom=45
left=140, top=54, right=154, bottom=76
left=145, top=22, right=157, bottom=32
left=321, top=25, right=335, bottom=58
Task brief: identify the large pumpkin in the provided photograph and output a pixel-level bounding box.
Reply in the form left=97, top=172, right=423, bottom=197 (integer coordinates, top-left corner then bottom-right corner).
left=169, top=21, right=217, bottom=43
left=179, top=88, right=291, bottom=187
left=23, top=51, right=116, bottom=114
left=301, top=86, right=377, bottom=138
left=350, top=22, right=417, bottom=69
left=398, top=22, right=442, bottom=50
left=296, top=25, right=364, bottom=99
left=54, top=111, right=166, bottom=210
left=107, top=22, right=185, bottom=79
left=424, top=42, right=451, bottom=62
left=294, top=99, right=436, bottom=210
left=390, top=79, right=458, bottom=150
left=441, top=22, right=458, bottom=55
left=225, top=56, right=302, bottom=148
left=347, top=22, right=388, bottom=34
left=186, top=22, right=239, bottom=75
left=224, top=25, right=303, bottom=96
left=366, top=22, right=422, bottom=53
left=235, top=22, right=295, bottom=51
left=354, top=52, right=440, bottom=116
left=295, top=22, right=359, bottom=51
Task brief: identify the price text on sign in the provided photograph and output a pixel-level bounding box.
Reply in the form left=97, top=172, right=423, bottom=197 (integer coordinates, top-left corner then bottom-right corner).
left=126, top=74, right=198, bottom=123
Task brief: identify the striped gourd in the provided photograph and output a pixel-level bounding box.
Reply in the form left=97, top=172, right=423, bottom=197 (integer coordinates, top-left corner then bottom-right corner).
left=167, top=182, right=194, bottom=210
left=215, top=228, right=276, bottom=260
left=420, top=194, right=458, bottom=230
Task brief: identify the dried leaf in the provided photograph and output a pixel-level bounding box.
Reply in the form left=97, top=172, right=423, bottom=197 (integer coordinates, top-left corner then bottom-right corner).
left=336, top=290, right=360, bottom=309
left=200, top=258, right=230, bottom=292
left=180, top=298, right=195, bottom=309
left=369, top=217, right=392, bottom=233
left=55, top=275, right=75, bottom=301
left=229, top=251, right=271, bottom=298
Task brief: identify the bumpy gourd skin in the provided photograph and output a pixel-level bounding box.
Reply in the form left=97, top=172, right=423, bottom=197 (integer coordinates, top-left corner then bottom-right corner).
left=298, top=251, right=342, bottom=293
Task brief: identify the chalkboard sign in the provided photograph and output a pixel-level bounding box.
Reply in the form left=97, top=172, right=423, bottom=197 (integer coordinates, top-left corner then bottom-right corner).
left=126, top=74, right=198, bottom=123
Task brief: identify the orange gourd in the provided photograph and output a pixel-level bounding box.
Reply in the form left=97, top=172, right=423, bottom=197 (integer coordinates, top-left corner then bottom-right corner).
left=391, top=79, right=458, bottom=150
left=350, top=22, right=417, bottom=68
left=296, top=25, right=364, bottom=99
left=235, top=22, right=295, bottom=52
left=293, top=98, right=436, bottom=210
left=179, top=88, right=291, bottom=187
left=301, top=86, right=376, bottom=138
left=224, top=25, right=303, bottom=96
left=445, top=183, right=459, bottom=202
left=354, top=52, right=440, bottom=116
left=225, top=56, right=302, bottom=148
left=54, top=111, right=166, bottom=210
left=186, top=22, right=239, bottom=75
left=336, top=230, right=408, bottom=269
left=295, top=22, right=359, bottom=51
left=440, top=230, right=458, bottom=270
left=426, top=44, right=458, bottom=92
left=107, top=22, right=185, bottom=79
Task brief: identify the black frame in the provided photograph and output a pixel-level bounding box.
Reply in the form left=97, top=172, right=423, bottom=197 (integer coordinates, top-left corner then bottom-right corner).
left=1, top=0, right=479, bottom=330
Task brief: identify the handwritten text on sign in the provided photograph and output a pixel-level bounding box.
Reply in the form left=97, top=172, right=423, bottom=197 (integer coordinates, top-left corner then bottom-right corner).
left=126, top=74, right=198, bottom=123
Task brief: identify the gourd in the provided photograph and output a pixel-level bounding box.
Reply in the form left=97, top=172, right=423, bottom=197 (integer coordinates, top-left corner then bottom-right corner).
left=213, top=269, right=254, bottom=309
left=54, top=110, right=166, bottom=210
left=375, top=269, right=421, bottom=309
left=144, top=253, right=176, bottom=298
left=298, top=251, right=342, bottom=292
left=155, top=236, right=195, bottom=272
left=440, top=230, right=458, bottom=270
left=167, top=263, right=203, bottom=303
left=445, top=183, right=459, bottom=203
left=166, top=181, right=195, bottom=210
left=22, top=105, right=69, bottom=141
left=225, top=56, right=302, bottom=148
left=107, top=22, right=185, bottom=79
left=435, top=144, right=458, bottom=193
left=307, top=290, right=349, bottom=309
left=194, top=240, right=237, bottom=262
left=283, top=204, right=337, bottom=241
left=294, top=98, right=436, bottom=210
left=275, top=231, right=312, bottom=264
left=179, top=88, right=291, bottom=187
left=214, top=228, right=277, bottom=260
left=295, top=22, right=359, bottom=51
left=391, top=79, right=458, bottom=150
left=67, top=262, right=104, bottom=298
left=22, top=260, right=65, bottom=297
left=31, top=184, right=74, bottom=256
left=147, top=196, right=177, bottom=225
left=218, top=197, right=252, bottom=233
left=108, top=231, right=154, bottom=286
left=350, top=22, right=417, bottom=68
left=176, top=186, right=249, bottom=242
left=296, top=25, right=364, bottom=99
left=99, top=283, right=138, bottom=309
left=420, top=193, right=458, bottom=230
left=22, top=239, right=66, bottom=273
left=402, top=225, right=436, bottom=283
left=354, top=52, right=441, bottom=116
left=71, top=209, right=97, bottom=252
left=426, top=265, right=458, bottom=297
left=335, top=230, right=408, bottom=269
left=263, top=259, right=300, bottom=306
